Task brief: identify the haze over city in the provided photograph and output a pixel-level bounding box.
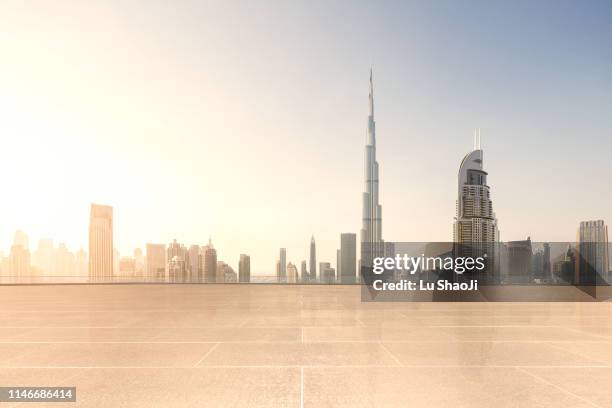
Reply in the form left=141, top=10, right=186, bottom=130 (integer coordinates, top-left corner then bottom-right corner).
left=1, top=0, right=611, bottom=274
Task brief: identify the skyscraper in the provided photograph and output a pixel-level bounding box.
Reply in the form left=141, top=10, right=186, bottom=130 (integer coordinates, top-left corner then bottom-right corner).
left=88, top=204, right=113, bottom=281
left=239, top=254, right=251, bottom=283
left=505, top=238, right=532, bottom=284
left=203, top=239, right=217, bottom=283
left=146, top=243, right=166, bottom=282
left=33, top=238, right=54, bottom=277
left=187, top=245, right=201, bottom=282
left=55, top=243, right=75, bottom=278
left=360, top=69, right=383, bottom=270
left=319, top=262, right=335, bottom=284
left=9, top=230, right=30, bottom=279
left=287, top=262, right=298, bottom=283
left=278, top=248, right=287, bottom=282
left=309, top=236, right=316, bottom=281
left=134, top=248, right=145, bottom=277
left=300, top=260, right=307, bottom=283
left=577, top=220, right=609, bottom=284
left=453, top=133, right=499, bottom=282
left=340, top=233, right=357, bottom=283
left=167, top=239, right=187, bottom=282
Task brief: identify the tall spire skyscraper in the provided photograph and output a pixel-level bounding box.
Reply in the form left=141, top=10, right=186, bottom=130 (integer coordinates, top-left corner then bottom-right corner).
left=360, top=69, right=383, bottom=269
left=309, top=236, right=316, bottom=281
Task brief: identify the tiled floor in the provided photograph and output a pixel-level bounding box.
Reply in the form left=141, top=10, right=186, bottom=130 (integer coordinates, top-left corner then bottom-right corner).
left=0, top=284, right=610, bottom=407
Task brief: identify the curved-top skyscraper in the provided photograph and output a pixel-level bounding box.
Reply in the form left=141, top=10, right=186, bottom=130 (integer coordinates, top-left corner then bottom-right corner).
left=360, top=70, right=383, bottom=268
left=454, top=133, right=499, bottom=281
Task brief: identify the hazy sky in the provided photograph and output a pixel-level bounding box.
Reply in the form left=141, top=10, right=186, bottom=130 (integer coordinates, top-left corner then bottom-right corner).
left=1, top=0, right=611, bottom=274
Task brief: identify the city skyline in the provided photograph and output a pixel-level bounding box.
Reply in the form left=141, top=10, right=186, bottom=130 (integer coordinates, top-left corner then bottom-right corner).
left=2, top=1, right=612, bottom=275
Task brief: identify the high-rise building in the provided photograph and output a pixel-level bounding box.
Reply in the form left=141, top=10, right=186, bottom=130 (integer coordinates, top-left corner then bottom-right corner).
left=119, top=256, right=136, bottom=276
left=55, top=243, right=75, bottom=278
left=187, top=245, right=201, bottom=282
left=340, top=233, right=357, bottom=283
left=453, top=133, right=499, bottom=282
left=88, top=204, right=113, bottom=281
left=505, top=238, right=532, bottom=283
left=203, top=239, right=217, bottom=283
left=167, top=239, right=187, bottom=282
left=300, top=260, right=307, bottom=283
left=0, top=252, right=8, bottom=277
left=577, top=220, right=609, bottom=284
left=336, top=249, right=341, bottom=283
left=287, top=262, right=298, bottom=283
left=8, top=241, right=31, bottom=279
left=33, top=238, right=54, bottom=276
left=319, top=262, right=335, bottom=284
left=216, top=261, right=237, bottom=283
left=146, top=244, right=166, bottom=282
left=553, top=245, right=576, bottom=284
left=309, top=236, right=316, bottom=281
left=168, top=256, right=185, bottom=283
left=278, top=248, right=287, bottom=282
left=543, top=242, right=551, bottom=280
left=239, top=254, right=250, bottom=283
left=134, top=248, right=145, bottom=277
left=360, top=70, right=383, bottom=270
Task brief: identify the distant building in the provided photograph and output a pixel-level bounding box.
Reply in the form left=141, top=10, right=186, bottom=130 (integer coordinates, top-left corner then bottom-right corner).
left=319, top=262, right=335, bottom=283
left=220, top=262, right=237, bottom=283
left=33, top=238, right=54, bottom=277
left=278, top=248, right=286, bottom=282
left=300, top=260, right=307, bottom=283
left=336, top=249, right=341, bottom=283
left=340, top=233, right=357, bottom=283
left=309, top=236, right=316, bottom=281
left=167, top=240, right=187, bottom=282
left=168, top=256, right=185, bottom=283
left=577, top=220, right=609, bottom=284
left=543, top=243, right=551, bottom=280
left=187, top=245, right=201, bottom=282
left=0, top=251, right=7, bottom=277
left=216, top=261, right=236, bottom=283
left=505, top=238, right=532, bottom=283
left=239, top=254, right=250, bottom=283
left=146, top=243, right=166, bottom=281
left=134, top=248, right=145, bottom=277
left=287, top=262, right=298, bottom=283
left=119, top=256, right=136, bottom=276
left=9, top=231, right=31, bottom=278
left=203, top=239, right=217, bottom=283
left=553, top=245, right=576, bottom=284
left=88, top=204, right=113, bottom=281
left=55, top=243, right=75, bottom=278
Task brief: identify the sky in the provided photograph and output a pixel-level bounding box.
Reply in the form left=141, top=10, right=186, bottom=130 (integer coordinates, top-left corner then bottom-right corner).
left=1, top=0, right=611, bottom=274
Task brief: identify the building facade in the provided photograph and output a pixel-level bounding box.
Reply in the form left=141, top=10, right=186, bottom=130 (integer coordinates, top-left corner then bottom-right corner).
left=360, top=70, right=384, bottom=270
left=88, top=204, right=113, bottom=281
